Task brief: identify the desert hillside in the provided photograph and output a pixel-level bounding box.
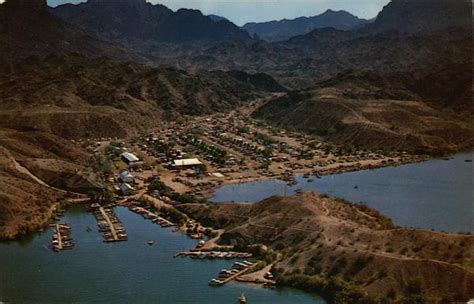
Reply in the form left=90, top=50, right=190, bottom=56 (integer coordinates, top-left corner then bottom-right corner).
left=177, top=192, right=474, bottom=302
left=0, top=54, right=283, bottom=139
left=252, top=86, right=473, bottom=154
left=0, top=128, right=97, bottom=239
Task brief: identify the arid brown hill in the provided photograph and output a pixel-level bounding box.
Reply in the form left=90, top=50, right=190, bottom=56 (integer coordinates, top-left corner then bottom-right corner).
left=0, top=128, right=96, bottom=240
left=177, top=192, right=474, bottom=303
left=252, top=85, right=473, bottom=154
left=0, top=54, right=284, bottom=139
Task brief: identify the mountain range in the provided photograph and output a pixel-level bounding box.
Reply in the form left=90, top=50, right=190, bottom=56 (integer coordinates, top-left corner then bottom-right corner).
left=165, top=0, right=472, bottom=111
left=51, top=0, right=252, bottom=57
left=1, top=0, right=281, bottom=135
left=243, top=9, right=371, bottom=42
left=0, top=0, right=471, bottom=148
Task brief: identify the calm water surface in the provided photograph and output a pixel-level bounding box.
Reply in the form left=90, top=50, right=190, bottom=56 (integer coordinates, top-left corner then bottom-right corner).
left=212, top=153, right=473, bottom=233
left=0, top=206, right=324, bottom=304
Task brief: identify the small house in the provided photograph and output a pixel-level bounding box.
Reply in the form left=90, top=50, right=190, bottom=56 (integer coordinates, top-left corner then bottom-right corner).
left=121, top=152, right=140, bottom=165
left=119, top=183, right=135, bottom=196
left=118, top=170, right=134, bottom=183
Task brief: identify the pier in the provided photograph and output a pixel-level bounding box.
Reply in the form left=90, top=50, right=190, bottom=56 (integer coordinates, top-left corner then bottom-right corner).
left=129, top=206, right=175, bottom=227
left=91, top=205, right=128, bottom=242
left=209, top=261, right=258, bottom=286
left=176, top=251, right=252, bottom=259
left=51, top=224, right=73, bottom=252
left=99, top=207, right=118, bottom=240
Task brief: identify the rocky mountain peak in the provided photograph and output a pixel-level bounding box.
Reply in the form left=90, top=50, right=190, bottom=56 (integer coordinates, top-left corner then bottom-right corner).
left=370, top=0, right=471, bottom=33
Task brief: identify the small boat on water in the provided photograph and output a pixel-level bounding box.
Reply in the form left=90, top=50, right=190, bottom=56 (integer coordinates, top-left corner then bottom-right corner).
left=239, top=293, right=247, bottom=304
left=147, top=240, right=154, bottom=246
left=208, top=278, right=224, bottom=286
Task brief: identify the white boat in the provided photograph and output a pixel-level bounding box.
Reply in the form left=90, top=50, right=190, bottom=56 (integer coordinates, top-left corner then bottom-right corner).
left=209, top=279, right=224, bottom=286
left=239, top=293, right=247, bottom=304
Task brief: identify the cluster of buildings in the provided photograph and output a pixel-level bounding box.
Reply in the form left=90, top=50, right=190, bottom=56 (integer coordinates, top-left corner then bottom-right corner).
left=113, top=152, right=141, bottom=196
left=115, top=151, right=206, bottom=197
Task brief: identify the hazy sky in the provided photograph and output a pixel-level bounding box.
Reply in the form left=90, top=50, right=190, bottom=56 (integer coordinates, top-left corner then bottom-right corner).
left=46, top=0, right=391, bottom=26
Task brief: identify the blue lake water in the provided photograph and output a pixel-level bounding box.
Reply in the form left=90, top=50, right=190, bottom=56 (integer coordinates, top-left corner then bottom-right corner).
left=0, top=206, right=324, bottom=304
left=211, top=153, right=474, bottom=233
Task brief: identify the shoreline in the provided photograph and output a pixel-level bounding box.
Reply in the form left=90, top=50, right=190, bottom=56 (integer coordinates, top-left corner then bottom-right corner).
left=202, top=153, right=432, bottom=201
left=0, top=152, right=463, bottom=241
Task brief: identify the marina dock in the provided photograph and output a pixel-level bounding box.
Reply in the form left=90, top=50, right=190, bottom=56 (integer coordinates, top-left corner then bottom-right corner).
left=129, top=206, right=175, bottom=227
left=176, top=251, right=252, bottom=259
left=91, top=205, right=128, bottom=242
left=209, top=260, right=258, bottom=286
left=52, top=224, right=73, bottom=252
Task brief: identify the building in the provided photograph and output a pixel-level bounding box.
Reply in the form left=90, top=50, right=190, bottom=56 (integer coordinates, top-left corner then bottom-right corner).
left=173, top=158, right=203, bottom=168
left=119, top=183, right=135, bottom=196
left=118, top=170, right=134, bottom=183
left=121, top=152, right=140, bottom=165
left=211, top=172, right=225, bottom=178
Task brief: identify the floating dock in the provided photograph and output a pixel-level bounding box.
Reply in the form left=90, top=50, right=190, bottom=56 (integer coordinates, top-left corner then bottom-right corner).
left=176, top=251, right=252, bottom=259
left=52, top=224, right=73, bottom=252
left=91, top=206, right=128, bottom=242
left=209, top=260, right=257, bottom=286
left=129, top=206, right=175, bottom=227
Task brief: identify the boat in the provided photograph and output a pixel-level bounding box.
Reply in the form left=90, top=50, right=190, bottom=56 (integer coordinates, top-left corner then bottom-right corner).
left=208, top=278, right=224, bottom=286
left=147, top=240, right=154, bottom=245
left=239, top=293, right=247, bottom=304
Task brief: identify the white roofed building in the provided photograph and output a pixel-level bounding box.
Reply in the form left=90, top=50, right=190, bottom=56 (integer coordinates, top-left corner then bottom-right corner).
left=121, top=152, right=140, bottom=165
left=173, top=158, right=203, bottom=168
